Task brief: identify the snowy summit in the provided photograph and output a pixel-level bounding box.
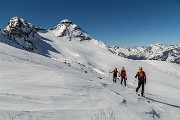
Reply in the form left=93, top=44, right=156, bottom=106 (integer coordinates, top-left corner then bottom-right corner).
left=52, top=19, right=91, bottom=41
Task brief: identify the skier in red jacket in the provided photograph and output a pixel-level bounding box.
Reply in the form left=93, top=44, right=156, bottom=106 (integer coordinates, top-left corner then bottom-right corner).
left=119, top=67, right=127, bottom=87
left=110, top=68, right=118, bottom=83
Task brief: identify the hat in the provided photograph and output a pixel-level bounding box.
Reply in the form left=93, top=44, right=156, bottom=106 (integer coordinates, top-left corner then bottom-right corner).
left=139, top=66, right=142, bottom=70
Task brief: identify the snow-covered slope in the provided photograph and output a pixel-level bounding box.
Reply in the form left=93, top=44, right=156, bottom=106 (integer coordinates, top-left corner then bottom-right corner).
left=0, top=36, right=180, bottom=120
left=0, top=17, right=180, bottom=120
left=109, top=43, right=180, bottom=64
left=38, top=30, right=180, bottom=106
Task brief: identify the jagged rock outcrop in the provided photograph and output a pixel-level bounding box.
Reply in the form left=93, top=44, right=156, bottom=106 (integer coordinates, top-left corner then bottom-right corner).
left=3, top=17, right=38, bottom=51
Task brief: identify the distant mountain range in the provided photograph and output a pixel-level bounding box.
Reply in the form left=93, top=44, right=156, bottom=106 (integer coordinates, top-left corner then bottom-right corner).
left=109, top=43, right=180, bottom=64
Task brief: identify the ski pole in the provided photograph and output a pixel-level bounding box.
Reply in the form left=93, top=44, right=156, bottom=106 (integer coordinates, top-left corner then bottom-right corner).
left=126, top=78, right=128, bottom=85
left=117, top=77, right=121, bottom=85
left=108, top=70, right=110, bottom=78
left=133, top=79, right=137, bottom=87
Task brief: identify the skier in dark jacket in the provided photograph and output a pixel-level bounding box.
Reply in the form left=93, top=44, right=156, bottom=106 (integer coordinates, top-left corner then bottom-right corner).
left=110, top=68, right=118, bottom=83
left=119, top=67, right=127, bottom=87
left=135, top=66, right=146, bottom=97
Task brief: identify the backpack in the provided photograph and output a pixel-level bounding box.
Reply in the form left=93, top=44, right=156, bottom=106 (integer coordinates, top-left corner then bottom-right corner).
left=113, top=69, right=118, bottom=73
left=137, top=71, right=145, bottom=77
left=121, top=70, right=126, bottom=78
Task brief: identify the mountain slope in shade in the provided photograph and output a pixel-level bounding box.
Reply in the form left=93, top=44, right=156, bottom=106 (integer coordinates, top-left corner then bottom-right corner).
left=109, top=43, right=180, bottom=64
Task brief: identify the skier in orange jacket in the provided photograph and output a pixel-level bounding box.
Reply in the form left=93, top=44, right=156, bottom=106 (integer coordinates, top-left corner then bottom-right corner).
left=135, top=66, right=146, bottom=97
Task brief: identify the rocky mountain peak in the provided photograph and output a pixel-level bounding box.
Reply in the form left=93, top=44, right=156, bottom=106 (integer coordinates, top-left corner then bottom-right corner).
left=3, top=17, right=38, bottom=51
left=52, top=19, right=91, bottom=41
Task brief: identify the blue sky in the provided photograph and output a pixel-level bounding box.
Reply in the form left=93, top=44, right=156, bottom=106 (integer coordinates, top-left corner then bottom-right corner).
left=0, top=0, right=180, bottom=47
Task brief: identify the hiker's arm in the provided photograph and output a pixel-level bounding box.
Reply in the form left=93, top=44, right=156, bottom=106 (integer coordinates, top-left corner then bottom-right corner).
left=135, top=73, right=138, bottom=78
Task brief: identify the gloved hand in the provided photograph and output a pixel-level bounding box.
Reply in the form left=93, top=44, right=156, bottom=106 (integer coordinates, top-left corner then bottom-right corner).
left=126, top=78, right=127, bottom=80
left=144, top=79, right=146, bottom=84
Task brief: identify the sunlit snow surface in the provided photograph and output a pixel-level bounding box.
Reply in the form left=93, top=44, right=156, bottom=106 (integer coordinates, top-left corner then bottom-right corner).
left=0, top=30, right=179, bottom=120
